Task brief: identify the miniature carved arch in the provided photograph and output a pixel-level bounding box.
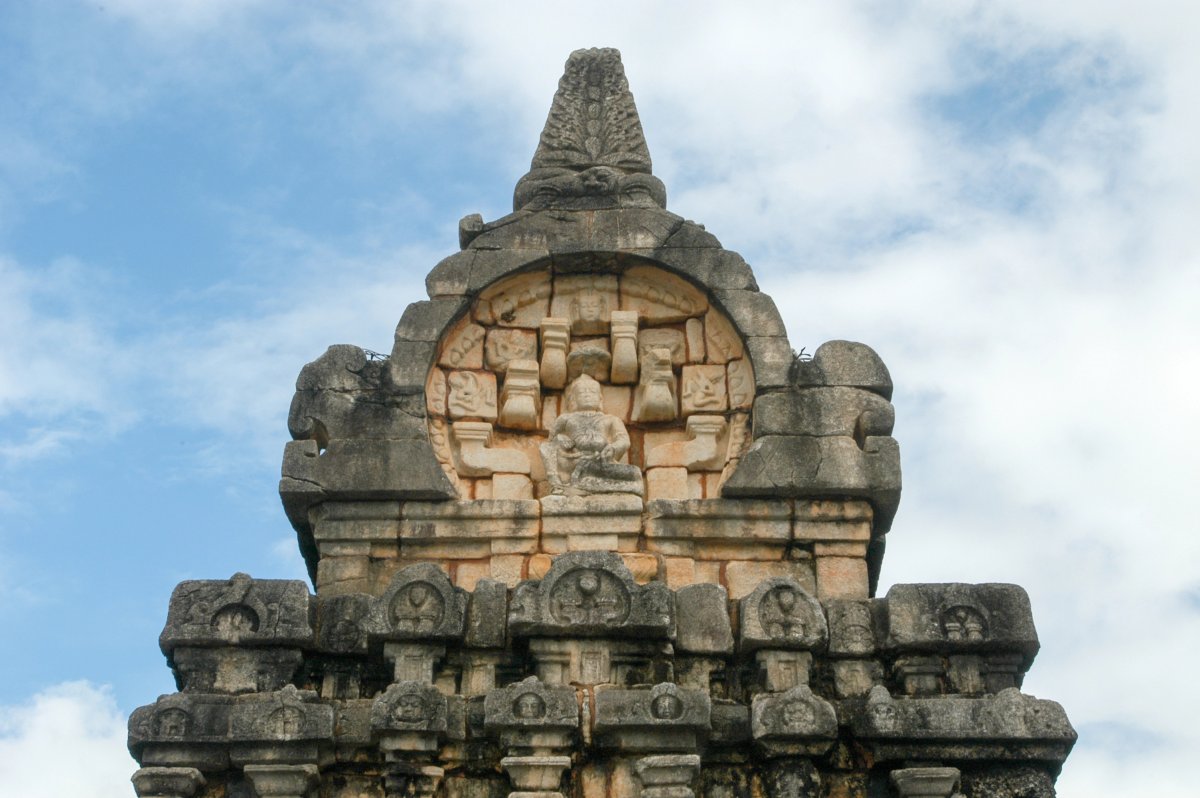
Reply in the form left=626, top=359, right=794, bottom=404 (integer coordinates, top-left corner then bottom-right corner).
left=424, top=259, right=757, bottom=500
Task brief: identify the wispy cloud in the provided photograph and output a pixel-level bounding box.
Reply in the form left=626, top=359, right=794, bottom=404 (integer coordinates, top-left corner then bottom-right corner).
left=0, top=681, right=134, bottom=797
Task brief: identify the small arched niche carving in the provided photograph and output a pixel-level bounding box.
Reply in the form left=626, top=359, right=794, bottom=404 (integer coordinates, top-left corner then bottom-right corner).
left=426, top=261, right=754, bottom=501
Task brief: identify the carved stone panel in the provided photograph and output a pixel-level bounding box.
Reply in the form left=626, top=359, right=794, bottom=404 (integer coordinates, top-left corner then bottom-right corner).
left=739, top=577, right=828, bottom=653
left=368, top=564, right=467, bottom=642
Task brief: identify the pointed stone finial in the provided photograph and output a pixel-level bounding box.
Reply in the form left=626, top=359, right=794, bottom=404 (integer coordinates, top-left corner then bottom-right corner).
left=514, top=48, right=667, bottom=211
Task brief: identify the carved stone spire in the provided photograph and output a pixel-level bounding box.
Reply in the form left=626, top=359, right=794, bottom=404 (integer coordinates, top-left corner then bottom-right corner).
left=514, top=48, right=667, bottom=211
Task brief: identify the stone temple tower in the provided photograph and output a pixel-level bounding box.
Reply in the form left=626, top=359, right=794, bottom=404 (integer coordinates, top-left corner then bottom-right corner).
left=128, top=49, right=1075, bottom=798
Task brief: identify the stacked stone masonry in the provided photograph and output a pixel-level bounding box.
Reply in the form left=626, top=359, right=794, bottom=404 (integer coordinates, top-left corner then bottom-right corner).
left=132, top=48, right=1073, bottom=798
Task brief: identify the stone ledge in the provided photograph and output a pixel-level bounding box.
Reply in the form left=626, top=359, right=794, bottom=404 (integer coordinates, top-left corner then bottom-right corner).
left=644, top=499, right=791, bottom=559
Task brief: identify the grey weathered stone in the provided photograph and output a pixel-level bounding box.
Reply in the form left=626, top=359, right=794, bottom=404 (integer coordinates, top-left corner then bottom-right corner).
left=483, top=676, right=579, bottom=748
left=229, top=686, right=334, bottom=743
left=750, top=684, right=838, bottom=756
left=883, top=583, right=1039, bottom=661
left=465, top=578, right=508, bottom=649
left=824, top=598, right=880, bottom=657
left=243, top=764, right=320, bottom=798
left=160, top=574, right=313, bottom=653
left=367, top=563, right=467, bottom=642
left=744, top=336, right=795, bottom=390
left=792, top=340, right=893, bottom=400
left=711, top=290, right=787, bottom=339
left=593, top=683, right=711, bottom=752
left=315, top=593, right=371, bottom=653
left=281, top=438, right=457, bottom=500
left=386, top=339, right=438, bottom=390
left=889, top=767, right=961, bottom=798
left=371, top=681, right=449, bottom=734
left=394, top=298, right=469, bottom=343
left=738, top=577, right=828, bottom=653
left=960, top=766, right=1056, bottom=798
left=722, top=434, right=901, bottom=532
left=752, top=387, right=895, bottom=439
left=131, top=766, right=206, bottom=798
left=509, top=551, right=673, bottom=638
left=851, top=685, right=1076, bottom=762
left=673, top=584, right=734, bottom=655
left=171, top=647, right=302, bottom=694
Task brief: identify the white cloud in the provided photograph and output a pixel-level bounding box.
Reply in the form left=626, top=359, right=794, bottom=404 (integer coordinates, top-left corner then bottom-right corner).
left=0, top=682, right=134, bottom=797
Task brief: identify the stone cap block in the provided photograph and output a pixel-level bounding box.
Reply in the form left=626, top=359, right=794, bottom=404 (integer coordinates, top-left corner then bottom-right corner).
left=593, top=683, right=711, bottom=749
left=160, top=574, right=313, bottom=654
left=883, top=584, right=1039, bottom=660
left=509, top=551, right=674, bottom=638
left=750, top=685, right=838, bottom=756
left=131, top=766, right=206, bottom=797
left=752, top=387, right=895, bottom=439
left=739, top=577, right=828, bottom=653
left=465, top=578, right=508, bottom=649
left=483, top=676, right=580, bottom=735
left=229, top=686, right=334, bottom=743
left=792, top=340, right=893, bottom=400
left=852, top=685, right=1076, bottom=752
left=674, top=584, right=734, bottom=655
left=314, top=593, right=372, bottom=654
left=371, top=681, right=449, bottom=734
left=721, top=434, right=901, bottom=533
left=824, top=598, right=882, bottom=657
left=366, top=563, right=467, bottom=643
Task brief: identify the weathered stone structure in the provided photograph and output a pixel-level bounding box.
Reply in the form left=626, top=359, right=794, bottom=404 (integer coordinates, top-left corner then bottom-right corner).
left=129, top=49, right=1074, bottom=798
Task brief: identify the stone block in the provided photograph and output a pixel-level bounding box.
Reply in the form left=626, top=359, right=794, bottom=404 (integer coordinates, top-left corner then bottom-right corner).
left=395, top=298, right=469, bottom=343
left=756, top=649, right=812, bottom=691
left=726, top=358, right=754, bottom=409
left=499, top=360, right=543, bottom=430
left=619, top=265, right=708, bottom=323
left=366, top=563, right=467, bottom=643
left=425, top=251, right=475, bottom=297
left=738, top=577, right=827, bottom=652
left=593, top=683, right=711, bottom=752
left=792, top=339, right=893, bottom=400
left=680, top=365, right=728, bottom=414
left=400, top=500, right=539, bottom=558
left=793, top=499, right=873, bottom=543
left=744, top=337, right=793, bottom=389
left=722, top=434, right=901, bottom=532
left=452, top=421, right=531, bottom=476
left=475, top=269, right=553, bottom=328
left=815, top=556, right=869, bottom=600
left=753, top=387, right=894, bottom=438
left=288, top=438, right=458, bottom=500
left=486, top=328, right=539, bottom=373
left=465, top=578, right=508, bottom=648
left=509, top=551, right=674, bottom=639
left=645, top=415, right=726, bottom=471
left=674, top=584, right=733, bottom=655
left=883, top=584, right=1040, bottom=660
left=702, top=307, right=743, bottom=365
left=438, top=319, right=487, bottom=369
left=609, top=310, right=640, bottom=384
left=889, top=767, right=961, bottom=798
left=484, top=676, right=579, bottom=749
left=832, top=659, right=883, bottom=698
left=316, top=555, right=371, bottom=596
left=540, top=494, right=643, bottom=553
left=750, top=685, right=837, bottom=756
left=645, top=467, right=689, bottom=501
left=621, top=552, right=661, bottom=584
left=454, top=561, right=491, bottom=591
left=644, top=499, right=790, bottom=559
left=243, top=764, right=319, bottom=798
left=492, top=473, right=534, bottom=499
left=448, top=371, right=498, bottom=420
left=723, top=561, right=816, bottom=600
left=160, top=574, right=313, bottom=653
left=685, top=318, right=705, bottom=362
left=712, top=289, right=786, bottom=339
left=132, top=766, right=206, bottom=798
left=552, top=274, right=619, bottom=335
left=388, top=339, right=438, bottom=391
left=640, top=327, right=686, bottom=366
left=663, top=557, right=697, bottom=589
left=824, top=598, right=879, bottom=657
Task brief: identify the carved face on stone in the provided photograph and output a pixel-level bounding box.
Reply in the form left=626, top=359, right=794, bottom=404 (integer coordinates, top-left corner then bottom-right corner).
left=514, top=692, right=546, bottom=720
left=156, top=708, right=191, bottom=738
left=781, top=700, right=815, bottom=730
left=870, top=701, right=897, bottom=731
left=572, top=289, right=607, bottom=323
left=565, top=375, right=603, bottom=413
left=651, top=693, right=684, bottom=720
left=211, top=603, right=259, bottom=640
left=394, top=693, right=427, bottom=724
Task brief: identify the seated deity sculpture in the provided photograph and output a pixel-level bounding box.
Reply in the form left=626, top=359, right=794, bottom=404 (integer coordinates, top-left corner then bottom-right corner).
left=540, top=375, right=644, bottom=496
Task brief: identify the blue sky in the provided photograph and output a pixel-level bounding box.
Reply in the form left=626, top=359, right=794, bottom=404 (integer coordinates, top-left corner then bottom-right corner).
left=2, top=2, right=1198, bottom=795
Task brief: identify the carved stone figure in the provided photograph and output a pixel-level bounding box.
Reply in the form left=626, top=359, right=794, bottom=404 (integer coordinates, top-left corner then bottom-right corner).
left=540, top=375, right=643, bottom=496
left=632, top=347, right=677, bottom=423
